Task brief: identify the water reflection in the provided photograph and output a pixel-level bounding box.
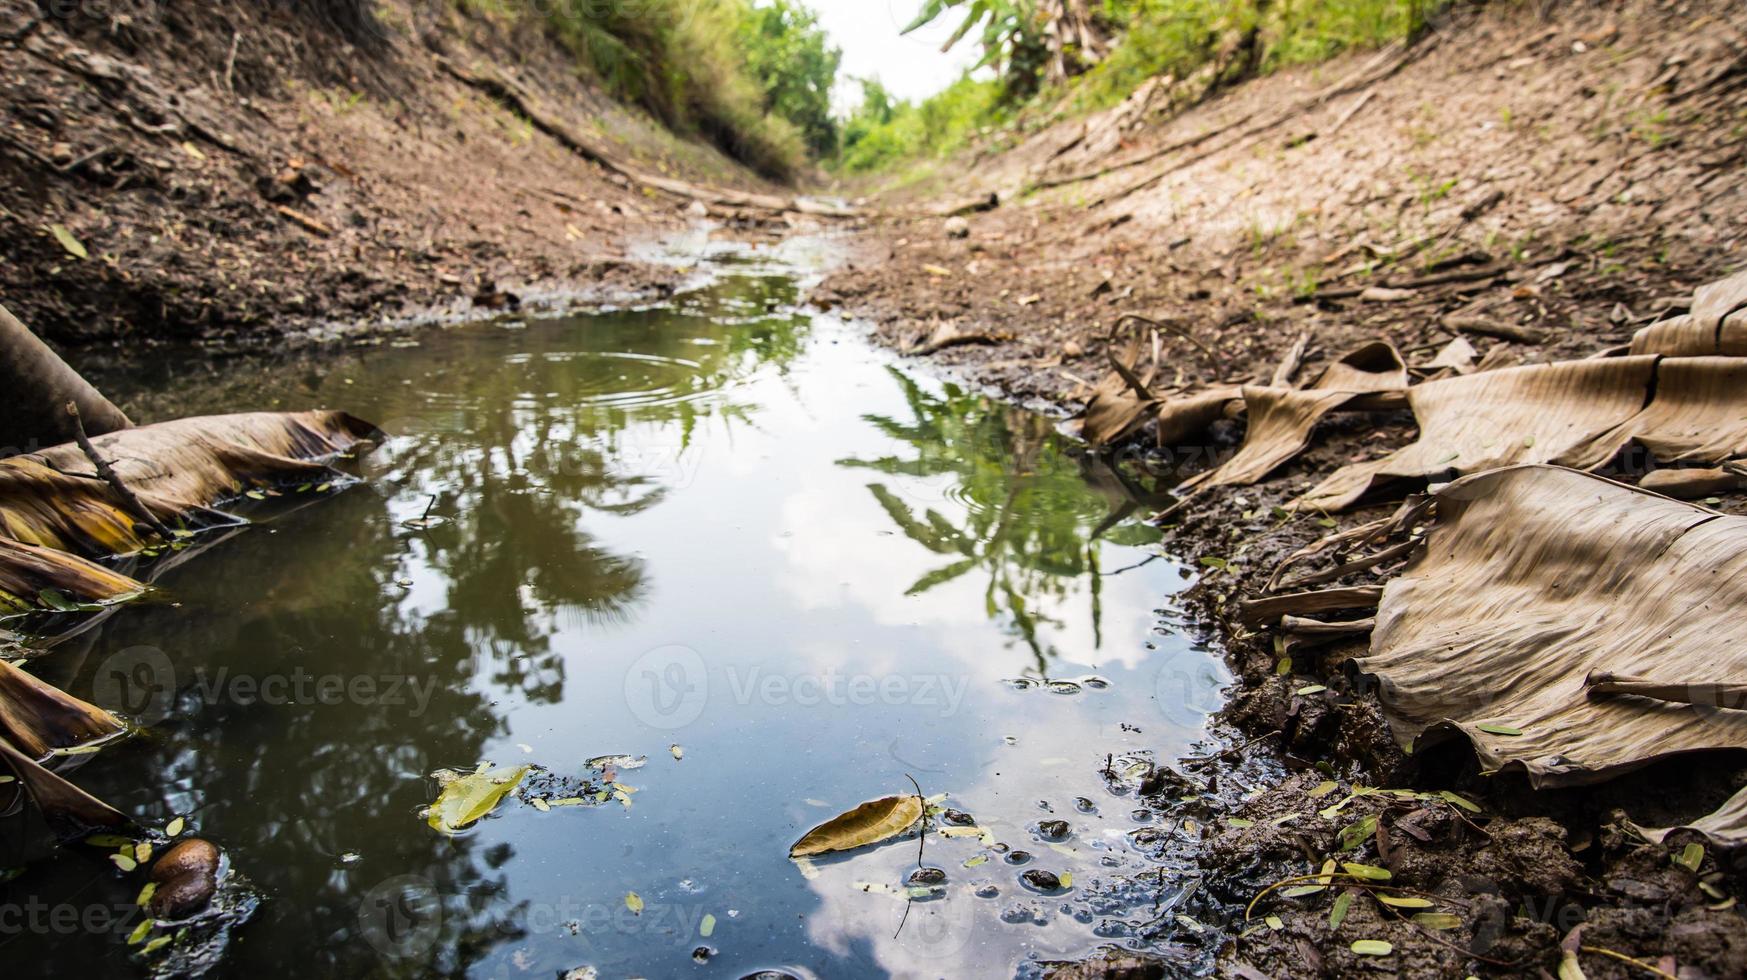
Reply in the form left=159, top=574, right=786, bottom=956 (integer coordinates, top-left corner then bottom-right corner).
left=5, top=269, right=1220, bottom=979
left=838, top=369, right=1171, bottom=672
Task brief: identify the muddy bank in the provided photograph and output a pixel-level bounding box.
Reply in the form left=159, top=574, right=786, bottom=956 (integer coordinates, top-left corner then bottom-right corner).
left=0, top=0, right=813, bottom=348
left=825, top=1, right=1747, bottom=976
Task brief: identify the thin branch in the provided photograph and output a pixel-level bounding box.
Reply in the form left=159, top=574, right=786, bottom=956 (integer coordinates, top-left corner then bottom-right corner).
left=65, top=402, right=174, bottom=542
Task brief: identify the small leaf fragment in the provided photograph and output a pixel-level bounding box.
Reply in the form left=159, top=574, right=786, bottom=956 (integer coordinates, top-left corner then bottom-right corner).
left=699, top=913, right=716, bottom=937
left=1330, top=891, right=1354, bottom=929
left=1675, top=842, right=1705, bottom=872
left=1412, top=912, right=1462, bottom=930
left=165, top=817, right=185, bottom=837
left=1341, top=862, right=1391, bottom=881
left=625, top=892, right=644, bottom=915
left=1476, top=723, right=1523, bottom=736
left=1351, top=939, right=1393, bottom=956
left=49, top=224, right=88, bottom=259
left=1437, top=790, right=1481, bottom=813
left=1377, top=894, right=1433, bottom=908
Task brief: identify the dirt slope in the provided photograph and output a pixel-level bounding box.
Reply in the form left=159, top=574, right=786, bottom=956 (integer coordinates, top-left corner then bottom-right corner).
left=0, top=0, right=792, bottom=347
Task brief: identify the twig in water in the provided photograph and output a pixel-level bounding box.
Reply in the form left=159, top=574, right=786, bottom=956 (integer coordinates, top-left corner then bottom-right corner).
left=66, top=402, right=175, bottom=542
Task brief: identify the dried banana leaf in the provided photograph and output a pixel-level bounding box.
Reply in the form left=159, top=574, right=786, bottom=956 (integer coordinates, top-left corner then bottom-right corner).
left=0, top=658, right=125, bottom=758
left=1628, top=269, right=1747, bottom=356
left=1636, top=785, right=1747, bottom=846
left=1183, top=343, right=1406, bottom=490
left=1299, top=357, right=1659, bottom=511
left=789, top=794, right=924, bottom=857
left=1353, top=466, right=1747, bottom=805
left=0, top=537, right=145, bottom=613
left=0, top=411, right=376, bottom=556
left=0, top=734, right=130, bottom=837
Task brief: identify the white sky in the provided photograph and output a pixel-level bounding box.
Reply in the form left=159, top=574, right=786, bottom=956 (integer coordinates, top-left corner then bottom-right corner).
left=803, top=0, right=985, bottom=109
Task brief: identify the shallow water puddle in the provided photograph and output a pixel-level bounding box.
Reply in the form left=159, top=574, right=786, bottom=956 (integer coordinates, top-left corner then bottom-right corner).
left=11, top=261, right=1230, bottom=977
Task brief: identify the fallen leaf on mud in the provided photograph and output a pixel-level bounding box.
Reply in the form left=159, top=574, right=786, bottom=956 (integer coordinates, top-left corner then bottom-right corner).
left=424, top=764, right=530, bottom=834
left=1413, top=912, right=1461, bottom=930
left=48, top=224, right=88, bottom=260
left=1376, top=894, right=1433, bottom=908
left=1350, top=939, right=1393, bottom=955
left=1340, top=862, right=1390, bottom=880
left=1340, top=465, right=1747, bottom=842
left=789, top=794, right=924, bottom=857
left=1181, top=343, right=1408, bottom=491
left=1329, top=891, right=1353, bottom=929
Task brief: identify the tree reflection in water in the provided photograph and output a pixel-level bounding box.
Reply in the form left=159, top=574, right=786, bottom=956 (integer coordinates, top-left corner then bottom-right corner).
left=838, top=369, right=1171, bottom=674
left=2, top=275, right=817, bottom=978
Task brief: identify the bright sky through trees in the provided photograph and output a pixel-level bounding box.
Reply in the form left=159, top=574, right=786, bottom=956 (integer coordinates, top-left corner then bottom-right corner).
left=803, top=0, right=984, bottom=106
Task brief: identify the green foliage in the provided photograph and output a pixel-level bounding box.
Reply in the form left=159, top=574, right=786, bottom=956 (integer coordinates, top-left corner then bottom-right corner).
left=902, top=0, right=1051, bottom=98
left=736, top=0, right=843, bottom=156
left=1075, top=0, right=1439, bottom=110
left=459, top=0, right=830, bottom=179
left=854, top=0, right=1441, bottom=172
left=836, top=75, right=1005, bottom=173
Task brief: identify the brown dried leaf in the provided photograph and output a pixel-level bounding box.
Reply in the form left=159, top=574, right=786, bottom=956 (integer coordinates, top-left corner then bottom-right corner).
left=789, top=794, right=924, bottom=857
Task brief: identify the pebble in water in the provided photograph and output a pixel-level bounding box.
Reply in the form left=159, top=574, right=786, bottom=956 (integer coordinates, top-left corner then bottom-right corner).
left=1037, top=820, right=1069, bottom=841
left=908, top=867, right=947, bottom=886
left=1021, top=869, right=1062, bottom=891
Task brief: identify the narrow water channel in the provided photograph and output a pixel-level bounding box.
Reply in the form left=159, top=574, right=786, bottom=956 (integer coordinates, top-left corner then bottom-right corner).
left=8, top=244, right=1229, bottom=978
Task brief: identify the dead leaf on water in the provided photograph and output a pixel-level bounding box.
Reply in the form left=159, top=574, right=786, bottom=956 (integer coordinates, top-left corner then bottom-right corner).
left=789, top=794, right=923, bottom=858
left=424, top=764, right=529, bottom=834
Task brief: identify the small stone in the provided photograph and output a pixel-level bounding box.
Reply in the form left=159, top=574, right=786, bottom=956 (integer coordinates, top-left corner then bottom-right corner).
left=1004, top=850, right=1032, bottom=865
left=943, top=809, right=976, bottom=826
left=944, top=216, right=970, bottom=239
left=692, top=946, right=714, bottom=964
left=974, top=884, right=1000, bottom=898
left=908, top=867, right=947, bottom=886
left=149, top=871, right=217, bottom=920
left=1037, top=820, right=1069, bottom=841
left=1021, top=869, right=1062, bottom=891
left=149, top=839, right=220, bottom=885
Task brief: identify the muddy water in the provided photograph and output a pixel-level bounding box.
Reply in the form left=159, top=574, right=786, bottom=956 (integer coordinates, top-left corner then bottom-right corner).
left=10, top=251, right=1228, bottom=978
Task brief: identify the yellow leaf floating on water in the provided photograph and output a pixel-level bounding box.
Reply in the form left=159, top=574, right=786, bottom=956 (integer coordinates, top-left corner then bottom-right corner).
left=424, top=764, right=529, bottom=834
left=625, top=892, right=644, bottom=915
left=789, top=794, right=923, bottom=858
left=699, top=913, right=716, bottom=938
